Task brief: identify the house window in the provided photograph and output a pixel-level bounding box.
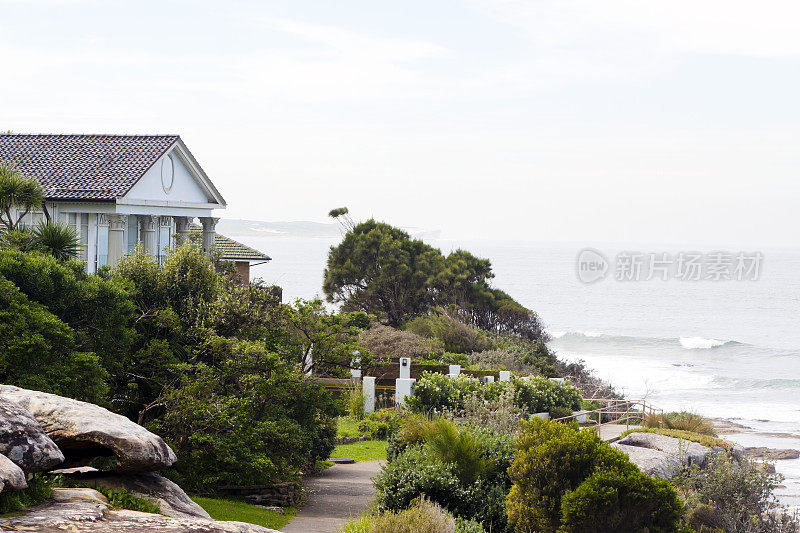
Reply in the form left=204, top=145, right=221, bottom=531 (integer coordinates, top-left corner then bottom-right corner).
left=96, top=215, right=109, bottom=269
left=66, top=213, right=89, bottom=263
left=127, top=216, right=139, bottom=252
left=158, top=216, right=172, bottom=263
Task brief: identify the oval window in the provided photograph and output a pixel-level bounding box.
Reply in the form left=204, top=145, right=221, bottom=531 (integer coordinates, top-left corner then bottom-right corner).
left=161, top=155, right=174, bottom=193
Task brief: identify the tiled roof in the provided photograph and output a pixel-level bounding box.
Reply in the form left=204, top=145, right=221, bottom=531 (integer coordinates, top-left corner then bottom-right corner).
left=189, top=224, right=271, bottom=262
left=0, top=134, right=179, bottom=201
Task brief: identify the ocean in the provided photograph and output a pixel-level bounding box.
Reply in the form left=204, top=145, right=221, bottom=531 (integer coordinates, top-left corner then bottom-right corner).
left=235, top=234, right=800, bottom=507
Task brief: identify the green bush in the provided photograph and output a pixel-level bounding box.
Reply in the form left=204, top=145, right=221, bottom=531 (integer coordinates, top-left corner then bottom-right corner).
left=0, top=474, right=55, bottom=515
left=406, top=372, right=483, bottom=414
left=405, top=312, right=490, bottom=354
left=376, top=425, right=514, bottom=532
left=97, top=488, right=161, bottom=514
left=506, top=418, right=649, bottom=532
left=455, top=517, right=486, bottom=533
left=511, top=377, right=581, bottom=414
left=357, top=409, right=403, bottom=439
left=347, top=388, right=367, bottom=420
left=647, top=411, right=716, bottom=436
left=559, top=468, right=681, bottom=532
left=548, top=406, right=574, bottom=420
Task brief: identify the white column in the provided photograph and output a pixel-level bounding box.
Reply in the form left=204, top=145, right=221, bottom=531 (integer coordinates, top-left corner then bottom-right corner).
left=107, top=214, right=127, bottom=267
left=199, top=216, right=219, bottom=254
left=363, top=376, right=376, bottom=414
left=448, top=365, right=461, bottom=377
left=173, top=216, right=192, bottom=246
left=396, top=378, right=416, bottom=409
left=499, top=371, right=511, bottom=382
left=139, top=215, right=158, bottom=257
left=399, top=357, right=411, bottom=379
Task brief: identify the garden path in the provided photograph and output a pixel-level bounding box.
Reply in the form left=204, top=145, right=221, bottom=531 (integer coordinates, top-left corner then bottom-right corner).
left=281, top=460, right=383, bottom=533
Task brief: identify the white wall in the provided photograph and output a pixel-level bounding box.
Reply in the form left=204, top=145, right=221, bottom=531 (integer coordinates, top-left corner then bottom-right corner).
left=124, top=149, right=213, bottom=204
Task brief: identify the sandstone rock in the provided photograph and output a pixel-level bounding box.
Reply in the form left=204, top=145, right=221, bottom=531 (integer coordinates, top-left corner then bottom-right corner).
left=65, top=471, right=211, bottom=519
left=745, top=447, right=800, bottom=461
left=0, top=453, right=27, bottom=492
left=612, top=443, right=682, bottom=478
left=0, top=397, right=64, bottom=472
left=617, top=432, right=712, bottom=467
left=0, top=487, right=279, bottom=532
left=0, top=384, right=176, bottom=473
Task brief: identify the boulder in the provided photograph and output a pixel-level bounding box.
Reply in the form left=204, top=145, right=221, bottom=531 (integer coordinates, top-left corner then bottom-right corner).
left=617, top=432, right=712, bottom=467
left=612, top=443, right=682, bottom=478
left=0, top=453, right=27, bottom=492
left=745, top=447, right=800, bottom=460
left=65, top=471, right=211, bottom=519
left=0, top=396, right=64, bottom=472
left=0, top=385, right=176, bottom=473
left=0, top=487, right=279, bottom=532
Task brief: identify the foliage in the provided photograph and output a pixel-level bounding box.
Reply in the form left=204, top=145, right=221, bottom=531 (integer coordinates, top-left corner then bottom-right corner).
left=458, top=388, right=526, bottom=436
left=348, top=387, right=367, bottom=420
left=506, top=417, right=670, bottom=532
left=331, top=440, right=388, bottom=462
left=357, top=409, right=403, bottom=439
left=97, top=488, right=161, bottom=514
left=342, top=498, right=456, bottom=533
left=192, top=496, right=296, bottom=530
left=455, top=517, right=486, bottom=533
left=0, top=163, right=43, bottom=232
left=407, top=373, right=581, bottom=416
left=323, top=218, right=547, bottom=342
left=405, top=312, right=490, bottom=354
left=0, top=271, right=110, bottom=403
left=646, top=411, right=717, bottom=436
left=151, top=337, right=340, bottom=490
left=359, top=324, right=443, bottom=360
left=559, top=468, right=681, bottom=532
left=386, top=414, right=437, bottom=461
left=337, top=416, right=362, bottom=438
left=311, top=416, right=338, bottom=465
left=0, top=474, right=55, bottom=515
left=620, top=428, right=732, bottom=452
left=673, top=454, right=799, bottom=533
left=31, top=220, right=80, bottom=261
left=377, top=425, right=514, bottom=532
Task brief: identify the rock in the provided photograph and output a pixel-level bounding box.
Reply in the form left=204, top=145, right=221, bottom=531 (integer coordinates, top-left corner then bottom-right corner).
left=612, top=443, right=682, bottom=478
left=753, top=462, right=777, bottom=474
left=0, top=453, right=27, bottom=492
left=617, top=432, right=713, bottom=467
left=745, top=447, right=800, bottom=460
left=0, top=396, right=64, bottom=472
left=0, top=487, right=279, bottom=532
left=0, top=384, right=176, bottom=473
left=64, top=471, right=211, bottom=519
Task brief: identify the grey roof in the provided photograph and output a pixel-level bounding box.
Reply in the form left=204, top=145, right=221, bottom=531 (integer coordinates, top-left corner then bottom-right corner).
left=189, top=224, right=271, bottom=262
left=0, top=134, right=179, bottom=201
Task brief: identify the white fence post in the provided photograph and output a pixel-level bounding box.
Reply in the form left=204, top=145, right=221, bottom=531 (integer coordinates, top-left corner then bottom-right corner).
left=363, top=376, right=376, bottom=414
left=396, top=378, right=416, bottom=408
left=448, top=365, right=461, bottom=377
left=499, top=371, right=511, bottom=381
left=399, top=357, right=411, bottom=379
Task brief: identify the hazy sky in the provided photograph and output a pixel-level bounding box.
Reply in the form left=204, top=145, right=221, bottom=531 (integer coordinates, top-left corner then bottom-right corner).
left=1, top=1, right=798, bottom=246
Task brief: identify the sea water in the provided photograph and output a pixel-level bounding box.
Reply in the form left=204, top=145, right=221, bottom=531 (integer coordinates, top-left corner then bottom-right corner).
left=237, top=235, right=800, bottom=507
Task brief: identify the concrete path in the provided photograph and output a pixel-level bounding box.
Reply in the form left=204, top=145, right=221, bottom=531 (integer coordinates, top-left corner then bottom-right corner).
left=597, top=424, right=640, bottom=442
left=282, top=460, right=383, bottom=533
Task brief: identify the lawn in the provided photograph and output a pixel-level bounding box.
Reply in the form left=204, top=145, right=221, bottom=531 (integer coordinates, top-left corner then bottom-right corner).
left=192, top=496, right=296, bottom=530
left=331, top=439, right=387, bottom=462
left=337, top=416, right=362, bottom=438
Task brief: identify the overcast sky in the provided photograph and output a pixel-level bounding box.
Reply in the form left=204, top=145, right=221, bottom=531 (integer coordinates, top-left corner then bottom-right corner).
left=1, top=0, right=798, bottom=246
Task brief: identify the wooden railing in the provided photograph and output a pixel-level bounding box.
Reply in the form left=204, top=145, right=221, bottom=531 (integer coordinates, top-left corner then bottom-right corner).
left=551, top=398, right=663, bottom=433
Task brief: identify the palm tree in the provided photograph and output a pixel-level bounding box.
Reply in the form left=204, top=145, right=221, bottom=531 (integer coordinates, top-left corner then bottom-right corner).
left=0, top=163, right=44, bottom=231
left=32, top=220, right=79, bottom=261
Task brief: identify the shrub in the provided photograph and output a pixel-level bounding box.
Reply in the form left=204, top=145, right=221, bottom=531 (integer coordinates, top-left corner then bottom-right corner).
left=0, top=474, right=55, bottom=515
left=455, top=517, right=486, bottom=533
left=647, top=411, right=716, bottom=436
left=548, top=406, right=574, bottom=420
left=310, top=417, right=338, bottom=463
left=559, top=468, right=681, bottom=532
left=405, top=312, right=490, bottom=354
left=343, top=498, right=456, bottom=533
left=506, top=418, right=642, bottom=532
left=358, top=409, right=403, bottom=439
left=359, top=325, right=444, bottom=360
left=348, top=387, right=367, bottom=420
left=377, top=425, right=514, bottom=532
left=97, top=488, right=161, bottom=514
left=673, top=453, right=800, bottom=532
left=458, top=388, right=525, bottom=436
left=424, top=419, right=488, bottom=484
left=511, top=377, right=581, bottom=414
left=387, top=415, right=436, bottom=461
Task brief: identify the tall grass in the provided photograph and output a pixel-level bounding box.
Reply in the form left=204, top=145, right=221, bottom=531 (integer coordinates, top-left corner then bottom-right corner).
left=424, top=419, right=487, bottom=485
left=347, top=386, right=367, bottom=421
left=340, top=498, right=456, bottom=533
left=645, top=411, right=716, bottom=436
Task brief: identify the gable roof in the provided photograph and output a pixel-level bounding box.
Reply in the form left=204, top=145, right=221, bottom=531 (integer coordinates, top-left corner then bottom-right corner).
left=0, top=134, right=221, bottom=203
left=189, top=224, right=271, bottom=262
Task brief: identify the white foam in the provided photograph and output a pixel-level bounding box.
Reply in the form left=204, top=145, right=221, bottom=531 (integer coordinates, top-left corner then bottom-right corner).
left=549, top=330, right=567, bottom=339
left=679, top=336, right=727, bottom=349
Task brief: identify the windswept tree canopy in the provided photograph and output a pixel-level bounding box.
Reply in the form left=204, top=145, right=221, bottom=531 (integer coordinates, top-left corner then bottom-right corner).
left=323, top=218, right=548, bottom=340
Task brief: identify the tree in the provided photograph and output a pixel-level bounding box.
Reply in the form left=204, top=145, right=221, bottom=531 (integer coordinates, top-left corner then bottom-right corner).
left=323, top=219, right=444, bottom=326
left=32, top=220, right=80, bottom=261
left=0, top=163, right=43, bottom=232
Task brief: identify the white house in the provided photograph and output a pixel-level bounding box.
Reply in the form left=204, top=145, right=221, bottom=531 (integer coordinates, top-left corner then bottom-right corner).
left=0, top=134, right=267, bottom=276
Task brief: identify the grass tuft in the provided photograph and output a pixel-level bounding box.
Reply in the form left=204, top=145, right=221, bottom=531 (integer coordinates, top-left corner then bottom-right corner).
left=332, top=440, right=388, bottom=462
